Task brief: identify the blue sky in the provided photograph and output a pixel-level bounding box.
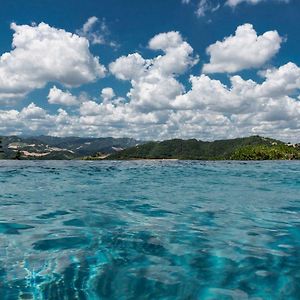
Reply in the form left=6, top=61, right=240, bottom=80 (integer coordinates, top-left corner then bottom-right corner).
left=0, top=0, right=299, bottom=141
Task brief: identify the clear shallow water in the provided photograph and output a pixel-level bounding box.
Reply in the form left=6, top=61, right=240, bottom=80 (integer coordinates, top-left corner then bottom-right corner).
left=0, top=160, right=300, bottom=300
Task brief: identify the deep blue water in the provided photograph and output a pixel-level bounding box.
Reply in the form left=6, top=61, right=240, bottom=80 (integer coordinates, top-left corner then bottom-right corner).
left=0, top=160, right=300, bottom=300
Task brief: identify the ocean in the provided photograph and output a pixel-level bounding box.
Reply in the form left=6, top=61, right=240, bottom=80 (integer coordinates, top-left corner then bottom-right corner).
left=0, top=160, right=300, bottom=299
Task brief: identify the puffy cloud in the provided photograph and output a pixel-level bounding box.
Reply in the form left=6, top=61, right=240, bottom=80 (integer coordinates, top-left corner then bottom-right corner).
left=1, top=29, right=300, bottom=143
left=0, top=103, right=55, bottom=135
left=226, top=62, right=300, bottom=100
left=0, top=22, right=106, bottom=103
left=255, top=62, right=300, bottom=97
left=101, top=87, right=116, bottom=102
left=226, top=0, right=290, bottom=7
left=148, top=31, right=198, bottom=75
left=174, top=62, right=300, bottom=114
left=173, top=75, right=244, bottom=113
left=110, top=31, right=198, bottom=111
left=79, top=101, right=159, bottom=125
left=149, top=31, right=184, bottom=51
left=2, top=60, right=300, bottom=142
left=203, top=24, right=282, bottom=73
left=111, top=31, right=198, bottom=78
left=19, top=103, right=47, bottom=119
left=171, top=63, right=300, bottom=141
left=48, top=86, right=79, bottom=106
left=109, top=53, right=148, bottom=81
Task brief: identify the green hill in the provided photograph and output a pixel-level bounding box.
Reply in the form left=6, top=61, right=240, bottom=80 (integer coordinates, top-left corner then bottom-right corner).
left=1, top=135, right=299, bottom=160
left=107, top=136, right=300, bottom=160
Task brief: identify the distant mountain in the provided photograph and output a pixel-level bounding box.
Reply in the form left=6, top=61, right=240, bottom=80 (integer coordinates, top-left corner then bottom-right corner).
left=107, top=136, right=300, bottom=160
left=1, top=135, right=299, bottom=160
left=0, top=136, right=141, bottom=160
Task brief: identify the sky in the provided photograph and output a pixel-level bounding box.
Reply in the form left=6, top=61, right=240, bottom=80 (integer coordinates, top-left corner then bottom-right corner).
left=0, top=0, right=300, bottom=141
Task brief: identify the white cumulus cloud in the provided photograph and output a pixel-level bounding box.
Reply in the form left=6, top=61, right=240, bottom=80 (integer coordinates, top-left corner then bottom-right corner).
left=173, top=63, right=300, bottom=118
left=110, top=31, right=198, bottom=112
left=203, top=23, right=282, bottom=73
left=0, top=22, right=106, bottom=103
left=1, top=29, right=300, bottom=143
left=101, top=87, right=116, bottom=102
left=48, top=86, right=79, bottom=106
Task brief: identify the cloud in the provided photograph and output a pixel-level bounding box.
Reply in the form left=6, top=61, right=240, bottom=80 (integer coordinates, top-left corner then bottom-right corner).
left=226, top=0, right=290, bottom=8
left=48, top=86, right=79, bottom=106
left=0, top=22, right=106, bottom=103
left=2, top=80, right=300, bottom=142
left=82, top=16, right=99, bottom=35
left=182, top=0, right=290, bottom=18
left=109, top=53, right=149, bottom=81
left=203, top=23, right=282, bottom=73
left=182, top=0, right=220, bottom=17
left=173, top=63, right=300, bottom=116
left=110, top=31, right=198, bottom=111
left=77, top=62, right=300, bottom=141
left=0, top=103, right=50, bottom=134
left=196, top=0, right=220, bottom=17
left=76, top=16, right=118, bottom=48
left=1, top=30, right=300, bottom=142
left=101, top=87, right=116, bottom=102
left=19, top=103, right=47, bottom=119
left=251, top=62, right=300, bottom=97
left=2, top=60, right=300, bottom=142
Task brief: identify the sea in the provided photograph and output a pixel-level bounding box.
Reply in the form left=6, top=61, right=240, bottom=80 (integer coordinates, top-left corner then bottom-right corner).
left=0, top=160, right=300, bottom=300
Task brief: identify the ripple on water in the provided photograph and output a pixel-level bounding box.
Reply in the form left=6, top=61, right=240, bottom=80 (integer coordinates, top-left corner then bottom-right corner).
left=0, top=222, right=34, bottom=234
left=0, top=160, right=299, bottom=299
left=33, top=236, right=91, bottom=251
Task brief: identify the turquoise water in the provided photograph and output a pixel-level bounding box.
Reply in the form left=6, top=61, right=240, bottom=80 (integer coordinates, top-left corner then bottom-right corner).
left=0, top=161, right=300, bottom=300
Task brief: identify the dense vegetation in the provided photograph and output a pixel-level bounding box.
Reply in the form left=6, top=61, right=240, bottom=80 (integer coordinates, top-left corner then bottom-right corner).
left=230, top=144, right=300, bottom=160
left=1, top=135, right=299, bottom=160
left=107, top=136, right=300, bottom=160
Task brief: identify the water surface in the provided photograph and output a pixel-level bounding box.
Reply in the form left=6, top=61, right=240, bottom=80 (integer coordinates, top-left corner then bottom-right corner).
left=0, top=160, right=300, bottom=299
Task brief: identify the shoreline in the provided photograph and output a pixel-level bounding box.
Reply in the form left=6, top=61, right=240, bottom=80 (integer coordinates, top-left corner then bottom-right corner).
left=1, top=158, right=299, bottom=162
